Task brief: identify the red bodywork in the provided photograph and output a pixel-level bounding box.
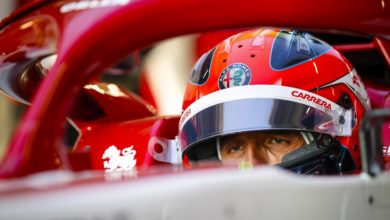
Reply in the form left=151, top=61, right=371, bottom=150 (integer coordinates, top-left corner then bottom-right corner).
left=0, top=0, right=389, bottom=178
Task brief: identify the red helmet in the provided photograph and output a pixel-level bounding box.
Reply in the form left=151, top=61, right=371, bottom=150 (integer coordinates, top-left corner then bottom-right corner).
left=178, top=29, right=370, bottom=174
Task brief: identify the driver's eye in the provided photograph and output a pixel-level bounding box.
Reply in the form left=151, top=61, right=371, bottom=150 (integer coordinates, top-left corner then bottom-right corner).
left=227, top=145, right=244, bottom=153
left=269, top=137, right=288, bottom=145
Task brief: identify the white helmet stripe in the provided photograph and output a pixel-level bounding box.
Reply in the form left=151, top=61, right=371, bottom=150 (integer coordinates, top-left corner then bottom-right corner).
left=179, top=85, right=347, bottom=130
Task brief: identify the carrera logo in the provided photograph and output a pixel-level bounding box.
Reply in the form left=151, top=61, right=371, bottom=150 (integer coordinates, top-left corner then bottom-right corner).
left=291, top=91, right=332, bottom=109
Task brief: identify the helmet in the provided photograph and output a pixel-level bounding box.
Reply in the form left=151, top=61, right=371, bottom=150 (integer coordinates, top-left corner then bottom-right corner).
left=178, top=29, right=371, bottom=174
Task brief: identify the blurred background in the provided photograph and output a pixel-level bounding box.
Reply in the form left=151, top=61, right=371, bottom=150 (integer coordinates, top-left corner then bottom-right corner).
left=0, top=0, right=18, bottom=158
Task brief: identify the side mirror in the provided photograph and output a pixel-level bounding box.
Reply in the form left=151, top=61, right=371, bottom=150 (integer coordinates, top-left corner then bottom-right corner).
left=359, top=108, right=390, bottom=177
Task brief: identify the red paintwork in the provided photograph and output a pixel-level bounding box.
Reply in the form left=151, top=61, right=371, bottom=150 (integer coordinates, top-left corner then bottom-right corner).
left=74, top=115, right=179, bottom=170
left=365, top=80, right=390, bottom=108
left=18, top=0, right=37, bottom=6
left=73, top=83, right=157, bottom=124
left=68, top=83, right=168, bottom=171
left=0, top=0, right=51, bottom=29
left=195, top=29, right=245, bottom=58
left=375, top=37, right=390, bottom=69
left=0, top=0, right=389, bottom=178
left=334, top=43, right=377, bottom=52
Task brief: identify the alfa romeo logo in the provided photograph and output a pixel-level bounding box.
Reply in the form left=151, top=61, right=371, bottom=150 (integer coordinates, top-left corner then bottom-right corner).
left=218, top=63, right=252, bottom=89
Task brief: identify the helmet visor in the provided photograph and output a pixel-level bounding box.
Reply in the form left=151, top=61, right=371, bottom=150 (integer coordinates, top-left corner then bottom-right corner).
left=179, top=85, right=353, bottom=153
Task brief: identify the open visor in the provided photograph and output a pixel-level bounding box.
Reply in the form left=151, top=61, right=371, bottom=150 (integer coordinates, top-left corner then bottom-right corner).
left=179, top=85, right=353, bottom=154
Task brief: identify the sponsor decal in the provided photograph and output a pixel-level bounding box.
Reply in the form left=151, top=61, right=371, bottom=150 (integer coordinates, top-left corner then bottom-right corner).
left=60, top=0, right=130, bottom=13
left=291, top=90, right=332, bottom=109
left=218, top=63, right=251, bottom=89
left=383, top=146, right=390, bottom=157
left=348, top=70, right=370, bottom=109
left=352, top=75, right=361, bottom=88
left=102, top=145, right=137, bottom=172
left=179, top=108, right=191, bottom=128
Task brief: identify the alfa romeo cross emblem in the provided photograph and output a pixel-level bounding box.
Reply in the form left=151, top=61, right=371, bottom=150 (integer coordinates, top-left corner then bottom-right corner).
left=218, top=63, right=252, bottom=89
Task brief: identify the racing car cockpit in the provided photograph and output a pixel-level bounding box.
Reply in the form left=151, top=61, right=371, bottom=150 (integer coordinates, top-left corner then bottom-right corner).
left=0, top=0, right=390, bottom=219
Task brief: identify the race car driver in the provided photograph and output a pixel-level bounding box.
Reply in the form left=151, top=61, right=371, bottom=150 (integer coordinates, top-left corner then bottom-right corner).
left=177, top=28, right=371, bottom=175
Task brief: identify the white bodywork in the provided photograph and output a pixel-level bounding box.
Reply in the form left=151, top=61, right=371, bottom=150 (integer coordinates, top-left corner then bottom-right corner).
left=0, top=167, right=390, bottom=220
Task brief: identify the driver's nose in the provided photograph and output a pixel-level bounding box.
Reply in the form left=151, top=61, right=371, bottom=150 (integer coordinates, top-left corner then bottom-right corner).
left=242, top=143, right=266, bottom=164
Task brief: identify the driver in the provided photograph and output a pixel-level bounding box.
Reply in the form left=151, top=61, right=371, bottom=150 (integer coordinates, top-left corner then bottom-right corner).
left=177, top=28, right=371, bottom=174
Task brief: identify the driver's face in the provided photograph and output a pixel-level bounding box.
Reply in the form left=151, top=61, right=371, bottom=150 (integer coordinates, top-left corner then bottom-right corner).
left=219, top=131, right=305, bottom=165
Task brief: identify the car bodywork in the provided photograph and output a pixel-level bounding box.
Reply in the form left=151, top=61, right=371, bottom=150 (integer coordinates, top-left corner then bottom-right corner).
left=0, top=0, right=390, bottom=219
